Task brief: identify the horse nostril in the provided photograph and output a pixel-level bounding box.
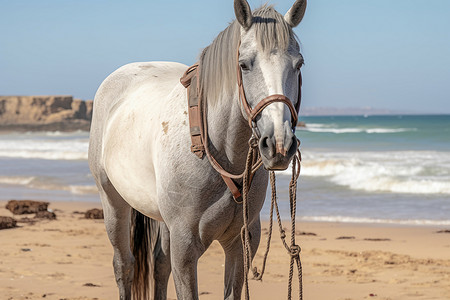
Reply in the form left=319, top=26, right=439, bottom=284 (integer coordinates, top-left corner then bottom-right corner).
left=259, top=136, right=275, bottom=158
left=261, top=136, right=269, bottom=149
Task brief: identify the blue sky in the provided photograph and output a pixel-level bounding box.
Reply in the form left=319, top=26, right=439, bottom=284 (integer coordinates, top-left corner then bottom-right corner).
left=1, top=0, right=449, bottom=113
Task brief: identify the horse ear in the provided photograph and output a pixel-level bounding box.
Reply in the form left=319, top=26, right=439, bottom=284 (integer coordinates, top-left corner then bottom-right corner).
left=234, top=0, right=253, bottom=30
left=285, top=0, right=307, bottom=28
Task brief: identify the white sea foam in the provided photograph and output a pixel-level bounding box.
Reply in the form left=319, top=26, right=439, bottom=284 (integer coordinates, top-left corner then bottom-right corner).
left=0, top=150, right=88, bottom=160
left=282, top=150, right=450, bottom=195
left=0, top=138, right=88, bottom=160
left=68, top=185, right=98, bottom=195
left=365, top=128, right=414, bottom=134
left=300, top=215, right=450, bottom=226
left=0, top=176, right=36, bottom=186
left=298, top=123, right=416, bottom=134
left=303, top=127, right=363, bottom=133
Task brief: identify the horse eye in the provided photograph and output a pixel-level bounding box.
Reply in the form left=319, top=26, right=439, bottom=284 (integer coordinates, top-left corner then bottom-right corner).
left=240, top=62, right=250, bottom=71
left=296, top=61, right=304, bottom=70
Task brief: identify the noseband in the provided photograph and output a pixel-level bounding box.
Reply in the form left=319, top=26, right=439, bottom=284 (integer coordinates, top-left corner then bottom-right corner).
left=180, top=43, right=303, bottom=200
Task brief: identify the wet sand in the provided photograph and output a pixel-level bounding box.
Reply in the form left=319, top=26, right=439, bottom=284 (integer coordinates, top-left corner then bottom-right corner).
left=1, top=201, right=449, bottom=300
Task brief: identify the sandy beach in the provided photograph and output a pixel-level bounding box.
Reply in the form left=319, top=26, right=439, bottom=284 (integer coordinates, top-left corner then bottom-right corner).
left=1, top=200, right=449, bottom=300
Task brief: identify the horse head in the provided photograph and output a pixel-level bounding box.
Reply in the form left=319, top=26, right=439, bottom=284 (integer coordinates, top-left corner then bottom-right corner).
left=234, top=0, right=306, bottom=170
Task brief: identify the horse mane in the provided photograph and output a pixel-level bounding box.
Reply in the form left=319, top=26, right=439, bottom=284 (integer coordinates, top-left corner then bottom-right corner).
left=199, top=5, right=296, bottom=105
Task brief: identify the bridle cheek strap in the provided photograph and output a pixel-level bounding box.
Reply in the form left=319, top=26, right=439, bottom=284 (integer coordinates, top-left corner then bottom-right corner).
left=237, top=57, right=302, bottom=133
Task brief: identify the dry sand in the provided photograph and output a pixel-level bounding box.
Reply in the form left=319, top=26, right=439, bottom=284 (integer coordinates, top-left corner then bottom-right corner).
left=0, top=200, right=449, bottom=300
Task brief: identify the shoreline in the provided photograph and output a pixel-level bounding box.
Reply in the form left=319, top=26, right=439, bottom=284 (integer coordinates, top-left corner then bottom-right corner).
left=3, top=198, right=449, bottom=229
left=1, top=200, right=449, bottom=299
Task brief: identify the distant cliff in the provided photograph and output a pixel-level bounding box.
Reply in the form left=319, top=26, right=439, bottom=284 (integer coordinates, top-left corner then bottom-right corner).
left=0, top=96, right=93, bottom=131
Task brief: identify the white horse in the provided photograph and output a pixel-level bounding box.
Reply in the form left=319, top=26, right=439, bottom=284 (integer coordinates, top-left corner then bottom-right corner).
left=88, top=0, right=307, bottom=299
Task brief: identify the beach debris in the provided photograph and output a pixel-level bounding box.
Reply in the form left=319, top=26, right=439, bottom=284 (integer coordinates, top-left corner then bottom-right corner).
left=364, top=238, right=391, bottom=242
left=199, top=291, right=211, bottom=295
left=34, top=210, right=57, bottom=220
left=296, top=231, right=317, bottom=236
left=0, top=216, right=17, bottom=230
left=85, top=208, right=104, bottom=219
left=41, top=293, right=55, bottom=298
left=21, top=248, right=32, bottom=252
left=5, top=200, right=49, bottom=215
left=83, top=282, right=101, bottom=287
left=336, top=236, right=355, bottom=240
left=436, top=229, right=450, bottom=234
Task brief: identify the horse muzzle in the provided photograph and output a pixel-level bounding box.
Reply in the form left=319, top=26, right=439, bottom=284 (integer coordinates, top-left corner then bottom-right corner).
left=259, top=131, right=298, bottom=170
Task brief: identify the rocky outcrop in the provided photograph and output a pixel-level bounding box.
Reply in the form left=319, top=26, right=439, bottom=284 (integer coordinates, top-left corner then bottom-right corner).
left=0, top=96, right=93, bottom=131
left=6, top=200, right=50, bottom=215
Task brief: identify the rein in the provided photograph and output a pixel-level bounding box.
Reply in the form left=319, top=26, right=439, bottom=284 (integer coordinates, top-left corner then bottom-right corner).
left=180, top=43, right=304, bottom=300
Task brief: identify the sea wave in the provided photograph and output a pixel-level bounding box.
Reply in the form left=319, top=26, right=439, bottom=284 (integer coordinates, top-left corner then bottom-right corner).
left=0, top=175, right=97, bottom=195
left=281, top=150, right=450, bottom=195
left=300, top=215, right=450, bottom=226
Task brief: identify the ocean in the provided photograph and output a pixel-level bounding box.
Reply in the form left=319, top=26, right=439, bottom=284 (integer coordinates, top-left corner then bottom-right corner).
left=1, top=115, right=449, bottom=226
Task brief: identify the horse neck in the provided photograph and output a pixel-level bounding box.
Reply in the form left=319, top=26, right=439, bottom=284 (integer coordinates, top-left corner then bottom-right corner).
left=206, top=90, right=252, bottom=175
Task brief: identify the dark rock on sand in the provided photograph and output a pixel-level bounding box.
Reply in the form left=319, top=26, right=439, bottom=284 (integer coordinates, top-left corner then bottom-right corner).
left=6, top=200, right=49, bottom=215
left=0, top=216, right=17, bottom=229
left=35, top=211, right=57, bottom=220
left=296, top=231, right=317, bottom=236
left=364, top=238, right=391, bottom=242
left=83, top=282, right=101, bottom=287
left=336, top=236, right=355, bottom=240
left=85, top=209, right=104, bottom=219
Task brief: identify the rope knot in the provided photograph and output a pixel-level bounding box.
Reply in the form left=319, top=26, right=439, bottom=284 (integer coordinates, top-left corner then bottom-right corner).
left=248, top=136, right=259, bottom=149
left=280, top=230, right=286, bottom=239
left=289, top=245, right=301, bottom=257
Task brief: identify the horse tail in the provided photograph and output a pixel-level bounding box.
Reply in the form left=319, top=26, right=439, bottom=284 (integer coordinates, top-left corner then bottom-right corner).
left=130, top=209, right=160, bottom=300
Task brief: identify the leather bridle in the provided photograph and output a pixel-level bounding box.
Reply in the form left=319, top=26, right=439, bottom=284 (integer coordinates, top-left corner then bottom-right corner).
left=180, top=42, right=303, bottom=200
left=236, top=43, right=302, bottom=135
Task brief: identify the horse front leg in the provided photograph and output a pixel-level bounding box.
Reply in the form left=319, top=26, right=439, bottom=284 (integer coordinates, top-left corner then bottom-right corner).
left=221, top=219, right=261, bottom=300
left=169, top=225, right=205, bottom=300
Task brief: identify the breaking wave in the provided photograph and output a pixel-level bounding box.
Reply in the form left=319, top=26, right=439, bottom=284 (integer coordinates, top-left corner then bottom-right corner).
left=0, top=137, right=88, bottom=160
left=281, top=150, right=450, bottom=195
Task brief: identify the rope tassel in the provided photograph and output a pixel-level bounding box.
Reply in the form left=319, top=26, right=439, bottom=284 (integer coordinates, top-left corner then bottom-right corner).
left=241, top=140, right=303, bottom=300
